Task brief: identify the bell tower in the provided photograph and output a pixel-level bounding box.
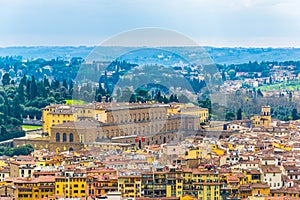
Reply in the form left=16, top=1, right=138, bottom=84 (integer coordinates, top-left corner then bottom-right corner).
left=261, top=106, right=271, bottom=128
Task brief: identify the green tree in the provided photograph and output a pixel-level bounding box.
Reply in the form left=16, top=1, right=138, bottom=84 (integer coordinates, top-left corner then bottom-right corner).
left=62, top=79, right=68, bottom=89
left=20, top=75, right=27, bottom=86
left=11, top=144, right=34, bottom=156
left=257, top=89, right=263, bottom=97
left=227, top=69, right=236, bottom=80
left=116, top=88, right=121, bottom=99
left=26, top=79, right=31, bottom=100
left=226, top=112, right=235, bottom=121
left=236, top=108, right=242, bottom=120
left=98, top=84, right=106, bottom=96
left=51, top=80, right=60, bottom=90
left=169, top=94, right=174, bottom=102
left=30, top=76, right=37, bottom=100
left=174, top=94, right=179, bottom=103
left=2, top=73, right=11, bottom=86
left=129, top=94, right=136, bottom=103
left=43, top=76, right=50, bottom=88
left=155, top=91, right=163, bottom=103
left=12, top=96, right=22, bottom=119
left=163, top=96, right=169, bottom=104
left=292, top=108, right=299, bottom=120
left=69, top=80, right=74, bottom=96
left=42, top=77, right=50, bottom=98
left=96, top=94, right=102, bottom=102
left=199, top=98, right=212, bottom=114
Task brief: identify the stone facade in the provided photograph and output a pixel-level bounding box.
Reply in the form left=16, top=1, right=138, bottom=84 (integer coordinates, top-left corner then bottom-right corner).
left=17, top=103, right=203, bottom=152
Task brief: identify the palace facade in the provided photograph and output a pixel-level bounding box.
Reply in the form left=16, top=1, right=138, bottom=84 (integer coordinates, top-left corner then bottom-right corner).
left=15, top=102, right=209, bottom=152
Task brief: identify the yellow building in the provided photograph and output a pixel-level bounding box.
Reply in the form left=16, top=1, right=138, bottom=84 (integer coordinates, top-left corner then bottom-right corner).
left=168, top=103, right=209, bottom=123
left=210, top=144, right=225, bottom=156
left=14, top=176, right=55, bottom=200
left=55, top=176, right=86, bottom=198
left=141, top=167, right=183, bottom=198
left=42, top=104, right=77, bottom=134
left=272, top=143, right=292, bottom=151
left=270, top=188, right=300, bottom=198
left=185, top=146, right=209, bottom=160
left=42, top=103, right=106, bottom=135
left=118, top=175, right=141, bottom=198
left=244, top=170, right=261, bottom=184
left=251, top=106, right=272, bottom=128
left=36, top=155, right=62, bottom=167
left=182, top=169, right=221, bottom=200
left=0, top=160, right=7, bottom=167
left=251, top=183, right=270, bottom=197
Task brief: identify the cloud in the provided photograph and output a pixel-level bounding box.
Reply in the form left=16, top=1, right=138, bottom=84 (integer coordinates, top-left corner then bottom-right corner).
left=0, top=0, right=299, bottom=46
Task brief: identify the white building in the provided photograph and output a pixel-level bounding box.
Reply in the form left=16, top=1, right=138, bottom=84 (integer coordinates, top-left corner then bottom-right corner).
left=261, top=166, right=282, bottom=189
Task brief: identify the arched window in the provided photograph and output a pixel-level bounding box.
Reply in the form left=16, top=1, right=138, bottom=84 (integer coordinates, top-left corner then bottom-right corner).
left=69, top=133, right=74, bottom=142
left=63, top=133, right=67, bottom=142
left=133, top=114, right=136, bottom=122
left=111, top=129, right=115, bottom=138
left=56, top=133, right=60, bottom=142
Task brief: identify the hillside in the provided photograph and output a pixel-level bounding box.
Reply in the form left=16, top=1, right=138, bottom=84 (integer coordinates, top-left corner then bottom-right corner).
left=0, top=46, right=300, bottom=64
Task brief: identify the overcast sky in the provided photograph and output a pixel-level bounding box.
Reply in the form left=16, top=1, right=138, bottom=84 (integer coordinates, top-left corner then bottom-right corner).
left=1, top=0, right=300, bottom=47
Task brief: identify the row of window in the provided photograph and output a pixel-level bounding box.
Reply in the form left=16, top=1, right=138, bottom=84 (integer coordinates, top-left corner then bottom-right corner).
left=103, top=123, right=180, bottom=137
left=52, top=120, right=69, bottom=123
left=56, top=133, right=74, bottom=142
left=108, top=112, right=166, bottom=123
left=56, top=178, right=85, bottom=182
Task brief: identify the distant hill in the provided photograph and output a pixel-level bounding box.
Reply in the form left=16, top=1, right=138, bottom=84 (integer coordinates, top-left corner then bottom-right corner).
left=0, top=46, right=94, bottom=60
left=204, top=47, right=300, bottom=64
left=0, top=46, right=300, bottom=64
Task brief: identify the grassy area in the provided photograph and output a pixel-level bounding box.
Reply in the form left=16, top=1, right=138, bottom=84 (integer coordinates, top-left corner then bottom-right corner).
left=259, top=80, right=300, bottom=92
left=22, top=125, right=42, bottom=130
left=65, top=99, right=88, bottom=105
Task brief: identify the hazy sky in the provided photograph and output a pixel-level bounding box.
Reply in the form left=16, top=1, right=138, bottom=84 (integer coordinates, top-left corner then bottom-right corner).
left=1, top=0, right=300, bottom=47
